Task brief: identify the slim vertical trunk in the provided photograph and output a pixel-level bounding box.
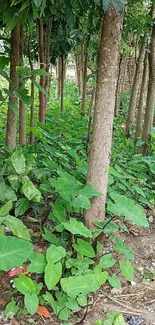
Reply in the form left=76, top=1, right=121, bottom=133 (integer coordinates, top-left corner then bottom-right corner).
left=134, top=51, right=149, bottom=143
left=60, top=56, right=64, bottom=113
left=6, top=23, right=20, bottom=149
left=19, top=26, right=26, bottom=147
left=28, top=34, right=35, bottom=144
left=84, top=8, right=123, bottom=228
left=86, top=87, right=96, bottom=151
left=38, top=18, right=45, bottom=123
left=140, top=21, right=155, bottom=155
left=115, top=54, right=128, bottom=116
left=44, top=18, right=52, bottom=109
left=80, top=40, right=84, bottom=92
left=125, top=36, right=146, bottom=137
left=56, top=57, right=61, bottom=99
left=81, top=34, right=90, bottom=113
left=75, top=55, right=81, bottom=96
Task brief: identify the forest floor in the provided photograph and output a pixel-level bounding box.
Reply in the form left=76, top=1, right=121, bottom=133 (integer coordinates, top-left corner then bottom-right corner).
left=0, top=214, right=155, bottom=325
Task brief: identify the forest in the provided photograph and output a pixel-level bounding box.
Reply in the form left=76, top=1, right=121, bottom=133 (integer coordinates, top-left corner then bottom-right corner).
left=0, top=0, right=155, bottom=324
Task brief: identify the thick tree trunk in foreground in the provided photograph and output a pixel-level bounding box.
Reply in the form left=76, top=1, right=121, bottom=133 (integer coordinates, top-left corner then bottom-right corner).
left=6, top=24, right=20, bottom=149
left=56, top=57, right=61, bottom=99
left=81, top=34, right=90, bottom=113
left=28, top=34, right=35, bottom=144
left=134, top=51, right=148, bottom=143
left=19, top=26, right=26, bottom=147
left=84, top=8, right=123, bottom=228
left=38, top=18, right=45, bottom=122
left=44, top=18, right=52, bottom=110
left=125, top=36, right=146, bottom=137
left=140, top=22, right=155, bottom=155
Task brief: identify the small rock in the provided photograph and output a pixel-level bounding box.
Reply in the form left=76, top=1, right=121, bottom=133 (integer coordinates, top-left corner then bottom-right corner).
left=103, top=298, right=108, bottom=303
left=138, top=267, right=144, bottom=273
left=131, top=281, right=137, bottom=286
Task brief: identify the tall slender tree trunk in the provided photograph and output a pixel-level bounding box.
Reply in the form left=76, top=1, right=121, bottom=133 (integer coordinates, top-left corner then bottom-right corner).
left=60, top=56, right=64, bottom=113
left=56, top=57, right=61, bottom=99
left=44, top=18, right=52, bottom=110
left=84, top=8, right=123, bottom=229
left=140, top=20, right=155, bottom=155
left=125, top=36, right=146, bottom=137
left=81, top=34, right=90, bottom=113
left=115, top=54, right=128, bottom=116
left=38, top=18, right=45, bottom=123
left=6, top=23, right=20, bottom=149
left=86, top=87, right=96, bottom=151
left=75, top=55, right=81, bottom=96
left=134, top=51, right=149, bottom=143
left=80, top=40, right=84, bottom=92
left=19, top=26, right=26, bottom=147
left=28, top=34, right=35, bottom=144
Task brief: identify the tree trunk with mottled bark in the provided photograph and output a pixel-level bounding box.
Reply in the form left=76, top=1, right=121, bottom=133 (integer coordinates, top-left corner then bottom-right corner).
left=28, top=34, right=35, bottom=144
left=125, top=36, right=146, bottom=137
left=6, top=24, right=20, bottom=149
left=84, top=8, right=123, bottom=229
left=44, top=18, right=52, bottom=110
left=81, top=34, right=90, bottom=113
left=134, top=51, right=149, bottom=143
left=75, top=55, right=81, bottom=96
left=19, top=26, right=26, bottom=147
left=60, top=56, right=64, bottom=113
left=56, top=57, right=61, bottom=99
left=38, top=18, right=45, bottom=122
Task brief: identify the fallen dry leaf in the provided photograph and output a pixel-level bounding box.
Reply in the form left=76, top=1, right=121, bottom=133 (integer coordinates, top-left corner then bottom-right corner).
left=0, top=300, right=7, bottom=306
left=36, top=305, right=51, bottom=318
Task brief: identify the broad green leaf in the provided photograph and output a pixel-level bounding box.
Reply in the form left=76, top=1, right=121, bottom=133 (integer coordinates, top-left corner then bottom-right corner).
left=28, top=252, right=46, bottom=274
left=95, top=220, right=118, bottom=233
left=99, top=254, right=116, bottom=268
left=24, top=293, right=39, bottom=315
left=46, top=245, right=66, bottom=263
left=0, top=201, right=12, bottom=216
left=15, top=198, right=29, bottom=217
left=4, top=301, right=19, bottom=317
left=33, top=0, right=42, bottom=7
left=61, top=274, right=99, bottom=296
left=72, top=195, right=90, bottom=209
left=45, top=260, right=62, bottom=290
left=79, top=184, right=103, bottom=198
left=113, top=237, right=134, bottom=260
left=8, top=101, right=18, bottom=113
left=11, top=150, right=26, bottom=174
left=65, top=297, right=80, bottom=311
left=108, top=193, right=148, bottom=227
left=16, top=66, right=31, bottom=76
left=114, top=313, right=126, bottom=325
left=44, top=292, right=58, bottom=315
left=63, top=218, right=92, bottom=238
left=14, top=274, right=37, bottom=295
left=22, top=176, right=41, bottom=202
left=17, top=87, right=32, bottom=106
left=77, top=294, right=87, bottom=307
left=4, top=216, right=30, bottom=240
left=59, top=307, right=69, bottom=321
left=73, top=239, right=95, bottom=258
left=0, top=236, right=33, bottom=271
left=108, top=274, right=121, bottom=289
left=53, top=199, right=66, bottom=222
left=0, top=56, right=9, bottom=69
left=119, top=261, right=134, bottom=282
left=42, top=229, right=62, bottom=245
left=32, top=78, right=48, bottom=97
left=31, top=69, right=50, bottom=77
left=0, top=179, right=17, bottom=202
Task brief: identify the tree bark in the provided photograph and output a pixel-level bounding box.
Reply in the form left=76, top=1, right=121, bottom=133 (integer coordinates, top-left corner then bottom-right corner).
left=140, top=22, right=155, bottom=155
left=75, top=55, right=81, bottom=96
left=81, top=34, right=90, bottom=113
left=28, top=34, right=35, bottom=144
left=44, top=18, right=52, bottom=110
left=80, top=40, right=84, bottom=92
left=56, top=57, right=61, bottom=99
left=134, top=51, right=148, bottom=143
left=115, top=54, right=128, bottom=116
left=19, top=25, right=26, bottom=147
left=60, top=56, right=64, bottom=113
left=84, top=8, right=123, bottom=229
left=38, top=18, right=45, bottom=123
left=125, top=36, right=146, bottom=137
left=6, top=23, right=20, bottom=149
left=86, top=87, right=96, bottom=152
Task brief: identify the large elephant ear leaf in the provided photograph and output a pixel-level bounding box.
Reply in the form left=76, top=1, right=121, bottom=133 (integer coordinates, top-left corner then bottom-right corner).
left=0, top=236, right=33, bottom=271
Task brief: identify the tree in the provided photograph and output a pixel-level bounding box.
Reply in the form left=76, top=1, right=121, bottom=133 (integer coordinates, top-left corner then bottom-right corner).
left=84, top=3, right=124, bottom=229
left=19, top=25, right=26, bottom=147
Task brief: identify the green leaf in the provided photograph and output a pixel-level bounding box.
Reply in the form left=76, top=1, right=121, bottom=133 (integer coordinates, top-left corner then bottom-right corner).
left=11, top=150, right=26, bottom=174
left=53, top=199, right=66, bottom=222
left=77, top=294, right=87, bottom=307
left=63, top=218, right=92, bottom=238
left=32, top=78, right=48, bottom=97
left=108, top=193, right=149, bottom=227
left=99, top=254, right=116, bottom=268
left=46, top=245, right=66, bottom=263
left=0, top=236, right=33, bottom=271
left=33, top=0, right=42, bottom=7
left=14, top=274, right=37, bottom=295
left=0, top=180, right=17, bottom=202
left=22, top=176, right=41, bottom=202
left=108, top=274, right=121, bottom=289
left=113, top=0, right=127, bottom=14
left=28, top=252, right=46, bottom=274
left=4, top=301, right=19, bottom=317
left=8, top=101, right=18, bottom=113
left=15, top=198, right=29, bottom=217
left=0, top=56, right=9, bottom=69
left=31, top=69, right=50, bottom=77
left=73, top=239, right=95, bottom=258
left=72, top=195, right=90, bottom=209
left=113, top=237, right=134, bottom=260
left=44, top=292, right=58, bottom=315
left=45, top=260, right=62, bottom=290
left=24, top=293, right=39, bottom=315
left=16, top=66, right=31, bottom=76
left=0, top=201, right=12, bottom=216
left=114, top=313, right=126, bottom=325
left=61, top=274, right=99, bottom=296
left=95, top=220, right=118, bottom=234
left=66, top=297, right=80, bottom=311
left=3, top=215, right=30, bottom=240
left=17, top=87, right=32, bottom=106
left=79, top=184, right=103, bottom=198
left=119, top=261, right=134, bottom=282
left=59, top=307, right=69, bottom=321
